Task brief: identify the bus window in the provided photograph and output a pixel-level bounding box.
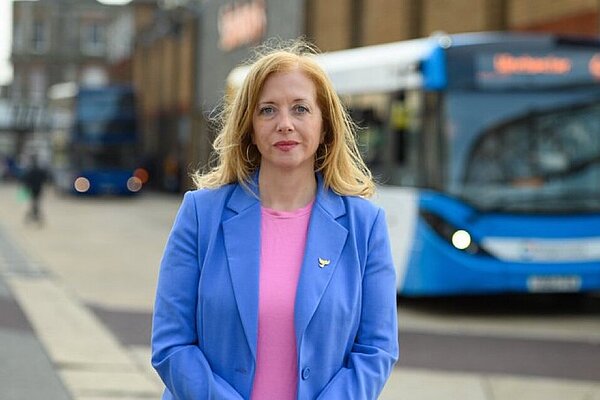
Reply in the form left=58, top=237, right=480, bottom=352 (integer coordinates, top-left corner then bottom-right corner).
left=343, top=91, right=422, bottom=187
left=390, top=96, right=408, bottom=164
left=463, top=101, right=600, bottom=212
left=76, top=120, right=137, bottom=141
left=390, top=90, right=422, bottom=187
left=344, top=93, right=388, bottom=181
left=420, top=91, right=445, bottom=190
left=73, top=143, right=137, bottom=170
left=351, top=107, right=383, bottom=166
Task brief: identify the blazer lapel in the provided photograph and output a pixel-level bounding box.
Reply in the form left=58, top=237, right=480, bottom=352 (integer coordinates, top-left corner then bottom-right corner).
left=222, top=180, right=260, bottom=360
left=294, top=178, right=348, bottom=345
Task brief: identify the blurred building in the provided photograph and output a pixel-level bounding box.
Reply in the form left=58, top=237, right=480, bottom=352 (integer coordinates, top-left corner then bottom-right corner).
left=306, top=0, right=599, bottom=51
left=10, top=0, right=123, bottom=103
left=131, top=1, right=194, bottom=192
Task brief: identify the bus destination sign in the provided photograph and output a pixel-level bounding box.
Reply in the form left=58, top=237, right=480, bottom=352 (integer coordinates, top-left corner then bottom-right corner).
left=476, top=51, right=600, bottom=89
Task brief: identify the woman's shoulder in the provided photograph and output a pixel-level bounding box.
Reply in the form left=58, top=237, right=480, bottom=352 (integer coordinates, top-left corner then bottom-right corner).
left=340, top=193, right=384, bottom=223
left=334, top=194, right=388, bottom=241
left=184, top=183, right=238, bottom=209
left=343, top=193, right=381, bottom=212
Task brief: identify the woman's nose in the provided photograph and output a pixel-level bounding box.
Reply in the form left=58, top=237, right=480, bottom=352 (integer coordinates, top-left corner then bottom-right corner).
left=276, top=111, right=293, bottom=132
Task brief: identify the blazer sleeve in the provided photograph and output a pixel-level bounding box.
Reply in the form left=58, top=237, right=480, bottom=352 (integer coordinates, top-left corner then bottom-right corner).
left=316, top=208, right=399, bottom=400
left=151, top=191, right=244, bottom=400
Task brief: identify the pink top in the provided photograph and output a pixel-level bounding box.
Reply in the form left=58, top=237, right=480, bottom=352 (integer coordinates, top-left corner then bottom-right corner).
left=250, top=200, right=314, bottom=400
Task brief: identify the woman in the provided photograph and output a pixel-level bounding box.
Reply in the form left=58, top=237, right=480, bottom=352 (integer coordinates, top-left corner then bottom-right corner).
left=151, top=41, right=399, bottom=400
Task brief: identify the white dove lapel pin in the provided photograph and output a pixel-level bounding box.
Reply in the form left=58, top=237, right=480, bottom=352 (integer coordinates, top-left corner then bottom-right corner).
left=318, top=258, right=330, bottom=268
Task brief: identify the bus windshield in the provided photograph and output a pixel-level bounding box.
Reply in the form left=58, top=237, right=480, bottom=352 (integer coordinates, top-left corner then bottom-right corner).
left=77, top=91, right=135, bottom=121
left=73, top=144, right=137, bottom=170
left=460, top=101, right=600, bottom=212
left=76, top=120, right=136, bottom=141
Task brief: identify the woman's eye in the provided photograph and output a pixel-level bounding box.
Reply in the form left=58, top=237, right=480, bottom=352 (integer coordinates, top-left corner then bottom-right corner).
left=294, top=105, right=309, bottom=114
left=259, top=106, right=275, bottom=115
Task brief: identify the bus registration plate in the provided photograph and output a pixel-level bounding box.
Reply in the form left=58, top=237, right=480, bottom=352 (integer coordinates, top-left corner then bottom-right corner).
left=527, top=276, right=582, bottom=293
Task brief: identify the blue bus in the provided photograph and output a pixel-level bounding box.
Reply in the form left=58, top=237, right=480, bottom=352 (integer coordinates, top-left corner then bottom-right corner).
left=49, top=83, right=144, bottom=195
left=228, top=32, right=600, bottom=296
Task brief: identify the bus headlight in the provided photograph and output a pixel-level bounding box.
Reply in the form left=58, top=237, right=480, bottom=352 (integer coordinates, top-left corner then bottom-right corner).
left=127, top=176, right=143, bottom=192
left=420, top=211, right=489, bottom=256
left=451, top=230, right=472, bottom=250
left=74, top=177, right=90, bottom=193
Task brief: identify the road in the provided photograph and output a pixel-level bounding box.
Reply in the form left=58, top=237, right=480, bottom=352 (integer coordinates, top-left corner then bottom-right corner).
left=1, top=182, right=599, bottom=399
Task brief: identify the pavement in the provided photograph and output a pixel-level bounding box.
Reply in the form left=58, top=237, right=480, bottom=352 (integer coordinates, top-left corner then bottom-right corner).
left=0, top=182, right=168, bottom=400
left=0, top=181, right=599, bottom=400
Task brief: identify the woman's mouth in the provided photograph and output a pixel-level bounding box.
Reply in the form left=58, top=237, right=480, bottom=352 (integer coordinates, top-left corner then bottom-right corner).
left=274, top=141, right=298, bottom=151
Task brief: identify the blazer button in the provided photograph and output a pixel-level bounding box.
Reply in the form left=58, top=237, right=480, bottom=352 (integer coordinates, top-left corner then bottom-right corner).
left=301, top=367, right=311, bottom=380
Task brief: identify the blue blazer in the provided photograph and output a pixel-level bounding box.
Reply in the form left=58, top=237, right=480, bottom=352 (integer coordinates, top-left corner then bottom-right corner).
left=151, top=175, right=399, bottom=399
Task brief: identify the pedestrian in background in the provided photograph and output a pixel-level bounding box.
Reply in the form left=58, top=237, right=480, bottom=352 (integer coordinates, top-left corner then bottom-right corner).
left=151, top=40, right=399, bottom=400
left=21, top=154, right=49, bottom=225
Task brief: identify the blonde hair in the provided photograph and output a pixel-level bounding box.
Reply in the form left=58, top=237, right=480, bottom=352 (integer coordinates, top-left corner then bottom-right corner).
left=192, top=39, right=375, bottom=198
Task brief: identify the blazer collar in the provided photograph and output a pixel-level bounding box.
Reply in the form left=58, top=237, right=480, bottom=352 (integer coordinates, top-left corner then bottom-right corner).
left=226, top=171, right=345, bottom=219
left=314, top=172, right=346, bottom=220
left=226, top=172, right=260, bottom=214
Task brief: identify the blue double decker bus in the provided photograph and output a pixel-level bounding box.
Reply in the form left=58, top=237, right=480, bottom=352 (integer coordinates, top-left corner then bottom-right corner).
left=229, top=32, right=600, bottom=296
left=49, top=83, right=144, bottom=195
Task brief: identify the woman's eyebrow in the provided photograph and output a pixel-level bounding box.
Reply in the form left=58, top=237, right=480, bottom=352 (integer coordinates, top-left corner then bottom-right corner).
left=258, top=97, right=311, bottom=103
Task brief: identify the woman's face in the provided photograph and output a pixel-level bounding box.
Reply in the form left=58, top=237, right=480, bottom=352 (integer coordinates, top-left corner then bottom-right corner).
left=252, top=69, right=323, bottom=175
